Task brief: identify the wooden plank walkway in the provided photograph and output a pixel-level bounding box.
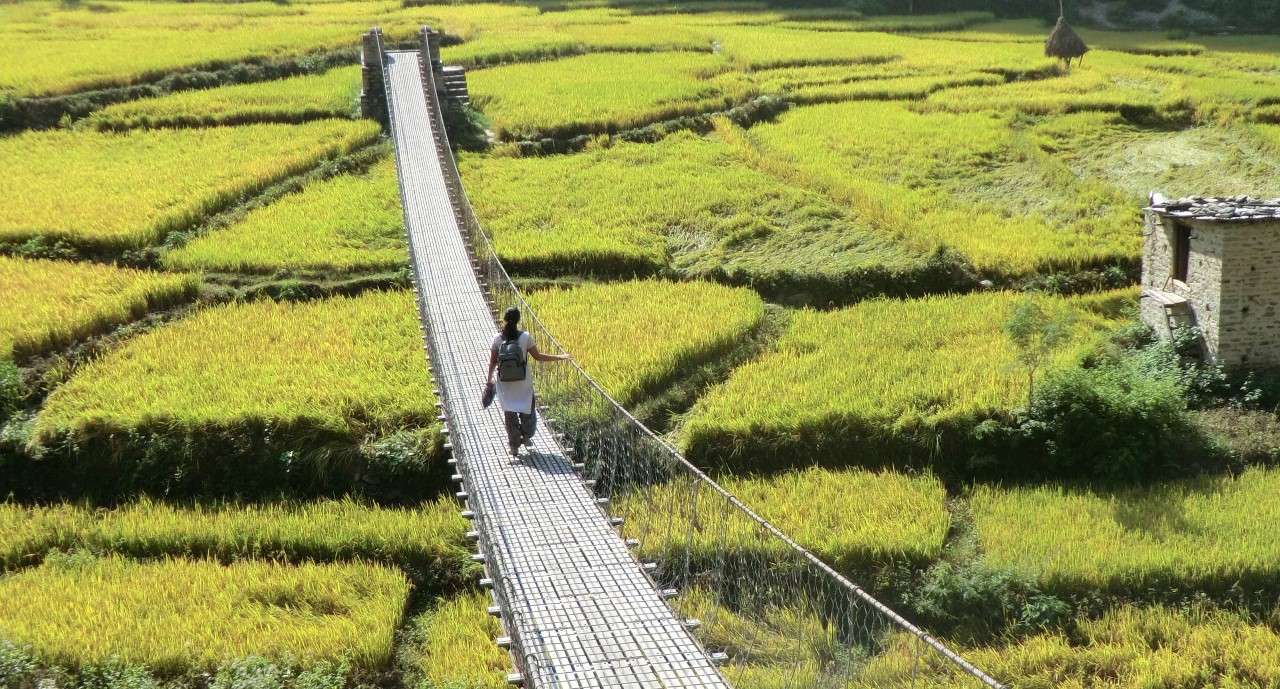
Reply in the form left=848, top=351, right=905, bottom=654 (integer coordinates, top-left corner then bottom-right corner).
left=382, top=50, right=733, bottom=689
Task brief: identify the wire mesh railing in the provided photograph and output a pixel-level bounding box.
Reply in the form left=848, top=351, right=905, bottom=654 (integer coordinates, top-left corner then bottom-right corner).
left=402, top=26, right=1009, bottom=689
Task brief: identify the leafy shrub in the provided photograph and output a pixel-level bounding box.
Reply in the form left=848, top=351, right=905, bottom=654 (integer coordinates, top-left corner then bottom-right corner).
left=0, top=360, right=20, bottom=422
left=970, top=331, right=1227, bottom=483
left=0, top=639, right=36, bottom=689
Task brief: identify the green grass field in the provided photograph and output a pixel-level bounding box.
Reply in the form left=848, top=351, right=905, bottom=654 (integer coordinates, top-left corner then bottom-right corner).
left=526, top=279, right=765, bottom=406
left=468, top=52, right=756, bottom=140
left=402, top=592, right=508, bottom=689
left=162, top=156, right=405, bottom=274
left=0, top=257, right=197, bottom=360
left=682, top=290, right=1132, bottom=472
left=35, top=290, right=433, bottom=439
left=461, top=125, right=937, bottom=301
left=0, top=119, right=380, bottom=250
left=0, top=554, right=409, bottom=674
left=972, top=466, right=1280, bottom=595
left=0, top=497, right=469, bottom=579
left=82, top=66, right=361, bottom=131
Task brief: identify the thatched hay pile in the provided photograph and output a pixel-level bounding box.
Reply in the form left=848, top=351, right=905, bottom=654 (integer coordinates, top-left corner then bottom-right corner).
left=1045, top=16, right=1089, bottom=67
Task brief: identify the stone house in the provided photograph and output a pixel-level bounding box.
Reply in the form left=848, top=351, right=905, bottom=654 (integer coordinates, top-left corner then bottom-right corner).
left=1141, top=194, right=1280, bottom=369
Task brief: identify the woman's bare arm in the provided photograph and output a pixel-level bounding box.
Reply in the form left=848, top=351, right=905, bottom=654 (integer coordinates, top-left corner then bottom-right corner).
left=528, top=345, right=571, bottom=363
left=486, top=349, right=498, bottom=381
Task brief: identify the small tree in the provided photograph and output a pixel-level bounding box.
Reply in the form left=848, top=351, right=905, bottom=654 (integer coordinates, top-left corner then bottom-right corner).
left=1005, top=299, right=1076, bottom=407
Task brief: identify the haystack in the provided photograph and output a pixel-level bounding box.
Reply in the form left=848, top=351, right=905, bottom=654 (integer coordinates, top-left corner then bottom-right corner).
left=1045, top=16, right=1089, bottom=67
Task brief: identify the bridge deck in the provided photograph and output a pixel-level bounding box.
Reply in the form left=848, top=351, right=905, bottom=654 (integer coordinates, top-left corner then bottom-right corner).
left=383, top=50, right=731, bottom=689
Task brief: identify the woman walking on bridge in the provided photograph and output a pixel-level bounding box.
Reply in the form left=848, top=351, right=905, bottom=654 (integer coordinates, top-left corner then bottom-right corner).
left=487, top=306, right=571, bottom=457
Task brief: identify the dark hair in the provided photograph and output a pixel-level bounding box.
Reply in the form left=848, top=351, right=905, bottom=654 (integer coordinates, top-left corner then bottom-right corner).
left=502, top=307, right=520, bottom=340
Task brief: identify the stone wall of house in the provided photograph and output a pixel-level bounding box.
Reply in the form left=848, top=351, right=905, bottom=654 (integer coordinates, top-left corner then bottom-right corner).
left=1140, top=213, right=1226, bottom=361
left=1218, top=220, right=1280, bottom=368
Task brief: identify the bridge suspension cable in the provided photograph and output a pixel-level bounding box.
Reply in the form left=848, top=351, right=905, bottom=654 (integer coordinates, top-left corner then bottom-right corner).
left=372, top=26, right=1009, bottom=689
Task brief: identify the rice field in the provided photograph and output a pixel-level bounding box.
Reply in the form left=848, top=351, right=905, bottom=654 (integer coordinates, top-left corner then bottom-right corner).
left=0, top=0, right=436, bottom=98
left=467, top=52, right=757, bottom=141
left=0, top=257, right=197, bottom=360
left=863, top=605, right=1280, bottom=687
left=971, top=466, right=1280, bottom=595
left=0, top=497, right=469, bottom=578
left=34, top=290, right=433, bottom=440
left=525, top=280, right=764, bottom=406
left=460, top=126, right=921, bottom=291
left=681, top=290, right=1133, bottom=471
left=82, top=66, right=362, bottom=131
left=162, top=157, right=406, bottom=274
left=0, top=554, right=410, bottom=674
left=403, top=592, right=508, bottom=689
left=0, top=119, right=380, bottom=250
left=748, top=100, right=1140, bottom=276
left=621, top=467, right=951, bottom=573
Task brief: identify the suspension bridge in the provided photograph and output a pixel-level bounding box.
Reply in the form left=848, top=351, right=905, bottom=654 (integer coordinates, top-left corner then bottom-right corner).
left=367, top=27, right=1009, bottom=689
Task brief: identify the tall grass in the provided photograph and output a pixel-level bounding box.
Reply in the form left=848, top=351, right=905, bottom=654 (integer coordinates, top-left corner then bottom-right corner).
left=35, top=290, right=434, bottom=440
left=82, top=66, right=361, bottom=131
left=0, top=497, right=470, bottom=583
left=525, top=279, right=764, bottom=406
left=860, top=605, right=1280, bottom=687
left=682, top=290, right=1132, bottom=472
left=460, top=128, right=921, bottom=293
left=162, top=157, right=405, bottom=274
left=0, top=1, right=430, bottom=98
left=0, top=257, right=197, bottom=360
left=402, top=592, right=508, bottom=689
left=467, top=52, right=756, bottom=140
left=0, top=119, right=380, bottom=250
left=971, top=466, right=1280, bottom=595
left=0, top=554, right=410, bottom=674
left=750, top=100, right=1139, bottom=276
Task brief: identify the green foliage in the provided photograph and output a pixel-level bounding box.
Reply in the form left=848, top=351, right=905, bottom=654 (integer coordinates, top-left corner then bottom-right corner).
left=1004, top=298, right=1077, bottom=406
left=0, top=360, right=20, bottom=422
left=971, top=334, right=1224, bottom=483
left=401, top=593, right=508, bottom=689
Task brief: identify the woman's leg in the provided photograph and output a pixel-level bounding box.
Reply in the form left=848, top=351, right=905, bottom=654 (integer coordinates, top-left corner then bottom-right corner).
left=519, top=407, right=537, bottom=447
left=503, top=411, right=522, bottom=455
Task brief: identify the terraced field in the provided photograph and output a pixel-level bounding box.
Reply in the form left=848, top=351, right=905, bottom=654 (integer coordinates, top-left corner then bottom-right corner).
left=4, top=2, right=1280, bottom=686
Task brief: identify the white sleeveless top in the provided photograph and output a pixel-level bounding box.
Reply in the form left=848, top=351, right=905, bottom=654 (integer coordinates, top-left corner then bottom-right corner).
left=491, top=331, right=535, bottom=414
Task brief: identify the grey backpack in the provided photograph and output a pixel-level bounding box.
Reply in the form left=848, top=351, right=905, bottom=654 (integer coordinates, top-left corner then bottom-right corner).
left=497, top=332, right=527, bottom=382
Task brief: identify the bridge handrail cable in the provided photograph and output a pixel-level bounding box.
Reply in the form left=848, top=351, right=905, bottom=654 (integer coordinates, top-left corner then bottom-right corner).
left=397, top=25, right=1008, bottom=689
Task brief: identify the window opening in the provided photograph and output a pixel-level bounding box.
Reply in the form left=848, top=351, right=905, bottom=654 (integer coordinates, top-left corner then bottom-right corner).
left=1172, top=223, right=1191, bottom=283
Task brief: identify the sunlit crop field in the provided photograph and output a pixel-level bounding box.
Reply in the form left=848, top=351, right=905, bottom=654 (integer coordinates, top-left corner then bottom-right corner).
left=0, top=497, right=468, bottom=575
left=163, top=156, right=405, bottom=274
left=972, top=466, right=1280, bottom=595
left=750, top=100, right=1139, bottom=276
left=682, top=290, right=1132, bottom=471
left=83, top=66, right=362, bottom=131
left=0, top=555, right=409, bottom=673
left=525, top=279, right=764, bottom=405
left=35, top=290, right=433, bottom=439
left=621, top=467, right=950, bottom=573
left=865, top=605, right=1280, bottom=687
left=468, top=52, right=756, bottom=140
left=461, top=126, right=918, bottom=287
left=0, top=257, right=197, bottom=360
left=404, top=592, right=508, bottom=689
left=0, top=119, right=379, bottom=250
